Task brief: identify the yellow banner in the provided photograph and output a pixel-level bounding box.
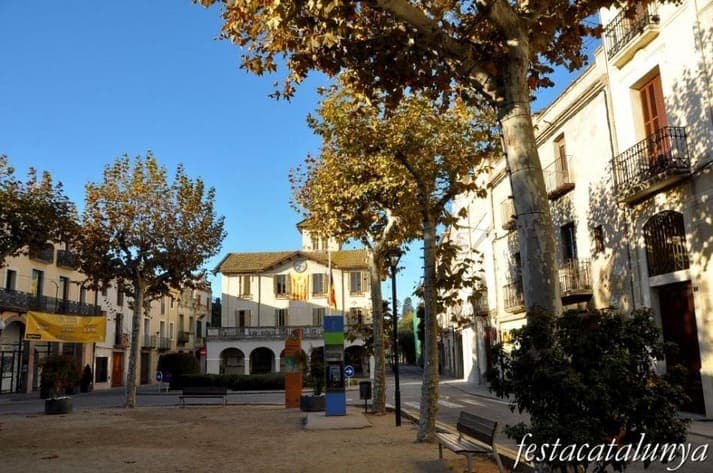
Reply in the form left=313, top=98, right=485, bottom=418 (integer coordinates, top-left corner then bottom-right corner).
left=25, top=311, right=106, bottom=343
left=290, top=273, right=308, bottom=301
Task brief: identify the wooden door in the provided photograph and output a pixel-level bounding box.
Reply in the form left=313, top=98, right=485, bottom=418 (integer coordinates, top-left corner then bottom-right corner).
left=640, top=74, right=669, bottom=170
left=111, top=352, right=123, bottom=387
left=140, top=352, right=150, bottom=384
left=658, top=282, right=705, bottom=414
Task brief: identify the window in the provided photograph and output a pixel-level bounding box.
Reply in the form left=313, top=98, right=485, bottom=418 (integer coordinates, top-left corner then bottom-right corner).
left=561, top=223, right=578, bottom=262
left=114, top=313, right=123, bottom=345
left=31, top=269, right=44, bottom=297
left=80, top=286, right=87, bottom=304
left=117, top=284, right=124, bottom=306
left=275, top=309, right=288, bottom=327
left=189, top=316, right=194, bottom=335
left=169, top=322, right=174, bottom=340
left=5, top=270, right=17, bottom=291
left=101, top=285, right=107, bottom=297
left=170, top=297, right=174, bottom=309
left=312, top=308, right=325, bottom=327
left=238, top=310, right=251, bottom=327
left=274, top=274, right=288, bottom=296
left=644, top=211, right=689, bottom=277
left=59, top=276, right=70, bottom=301
left=593, top=226, right=605, bottom=254
left=239, top=275, right=251, bottom=297
left=640, top=73, right=667, bottom=138
left=554, top=134, right=568, bottom=174
left=159, top=321, right=166, bottom=339
left=95, top=357, right=108, bottom=383
left=160, top=297, right=165, bottom=315
left=349, top=271, right=366, bottom=294
left=311, top=234, right=320, bottom=251
left=348, top=308, right=364, bottom=326
left=312, top=273, right=326, bottom=295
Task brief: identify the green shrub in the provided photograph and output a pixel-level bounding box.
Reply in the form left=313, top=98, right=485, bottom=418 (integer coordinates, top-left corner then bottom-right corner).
left=487, top=309, right=689, bottom=473
left=40, top=354, right=80, bottom=398
left=175, top=373, right=285, bottom=390
left=158, top=352, right=200, bottom=389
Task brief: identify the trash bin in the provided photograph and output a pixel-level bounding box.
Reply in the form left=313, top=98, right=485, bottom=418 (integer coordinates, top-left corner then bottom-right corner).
left=359, top=380, right=372, bottom=413
left=359, top=380, right=372, bottom=400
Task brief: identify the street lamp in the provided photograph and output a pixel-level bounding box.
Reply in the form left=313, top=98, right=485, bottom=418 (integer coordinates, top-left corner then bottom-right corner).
left=384, top=247, right=403, bottom=427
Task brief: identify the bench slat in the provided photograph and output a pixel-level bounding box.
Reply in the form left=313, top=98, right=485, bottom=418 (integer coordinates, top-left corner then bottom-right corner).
left=436, top=433, right=490, bottom=454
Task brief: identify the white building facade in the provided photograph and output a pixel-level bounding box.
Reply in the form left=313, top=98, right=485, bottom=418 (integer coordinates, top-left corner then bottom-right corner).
left=445, top=0, right=713, bottom=416
left=207, top=226, right=372, bottom=376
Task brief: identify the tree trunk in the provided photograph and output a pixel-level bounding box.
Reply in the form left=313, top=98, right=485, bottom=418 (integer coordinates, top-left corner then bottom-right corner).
left=417, top=211, right=439, bottom=441
left=368, top=250, right=387, bottom=414
left=124, top=278, right=145, bottom=408
left=498, top=57, right=561, bottom=316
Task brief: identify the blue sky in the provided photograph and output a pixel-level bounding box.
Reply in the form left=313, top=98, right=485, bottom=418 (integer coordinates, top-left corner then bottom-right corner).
left=0, top=1, right=597, bottom=307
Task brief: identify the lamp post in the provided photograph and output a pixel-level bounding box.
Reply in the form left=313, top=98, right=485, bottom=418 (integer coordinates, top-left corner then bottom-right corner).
left=385, top=247, right=403, bottom=426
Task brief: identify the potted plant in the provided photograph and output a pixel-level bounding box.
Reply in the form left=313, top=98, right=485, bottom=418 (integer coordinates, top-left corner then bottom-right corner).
left=40, top=354, right=80, bottom=414
left=300, top=347, right=325, bottom=412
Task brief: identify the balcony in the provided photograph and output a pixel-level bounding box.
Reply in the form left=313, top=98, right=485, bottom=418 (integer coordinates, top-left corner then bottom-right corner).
left=604, top=3, right=660, bottom=67
left=503, top=280, right=525, bottom=313
left=543, top=157, right=575, bottom=200
left=29, top=245, right=54, bottom=264
left=559, top=259, right=593, bottom=304
left=500, top=198, right=516, bottom=231
left=614, top=127, right=691, bottom=204
left=56, top=250, right=79, bottom=269
left=158, top=337, right=172, bottom=350
left=471, top=294, right=490, bottom=316
left=0, top=288, right=102, bottom=316
left=177, top=331, right=190, bottom=345
left=142, top=335, right=156, bottom=349
left=207, top=326, right=324, bottom=341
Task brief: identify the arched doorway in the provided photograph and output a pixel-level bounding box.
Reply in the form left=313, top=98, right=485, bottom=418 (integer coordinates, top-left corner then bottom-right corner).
left=344, top=345, right=366, bottom=376
left=250, top=347, right=274, bottom=374
left=644, top=211, right=704, bottom=413
left=0, top=321, right=26, bottom=393
left=220, top=348, right=245, bottom=375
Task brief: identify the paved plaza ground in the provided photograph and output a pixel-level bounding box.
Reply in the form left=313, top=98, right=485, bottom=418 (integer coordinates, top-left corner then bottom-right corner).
left=0, top=404, right=499, bottom=473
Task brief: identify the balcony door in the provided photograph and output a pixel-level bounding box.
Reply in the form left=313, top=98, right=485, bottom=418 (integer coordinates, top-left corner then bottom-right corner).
left=658, top=282, right=705, bottom=414
left=639, top=73, right=670, bottom=170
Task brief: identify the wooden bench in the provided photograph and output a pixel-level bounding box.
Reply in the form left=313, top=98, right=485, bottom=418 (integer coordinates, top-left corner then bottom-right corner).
left=179, top=386, right=228, bottom=407
left=436, top=411, right=506, bottom=473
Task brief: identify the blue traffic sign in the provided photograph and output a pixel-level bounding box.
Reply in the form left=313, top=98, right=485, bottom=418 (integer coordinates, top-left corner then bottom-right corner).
left=156, top=371, right=163, bottom=382
left=344, top=365, right=355, bottom=378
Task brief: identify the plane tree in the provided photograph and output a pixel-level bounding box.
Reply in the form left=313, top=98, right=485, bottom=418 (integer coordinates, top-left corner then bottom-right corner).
left=0, top=154, right=77, bottom=265
left=196, top=0, right=681, bottom=317
left=292, top=81, right=496, bottom=438
left=77, top=154, right=225, bottom=408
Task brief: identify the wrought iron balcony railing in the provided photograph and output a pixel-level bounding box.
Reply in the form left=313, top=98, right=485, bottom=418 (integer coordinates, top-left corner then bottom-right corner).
left=604, top=3, right=659, bottom=59
left=614, top=126, right=690, bottom=202
left=158, top=337, right=172, bottom=350
left=503, top=280, right=525, bottom=312
left=0, top=288, right=102, bottom=316
left=500, top=198, right=516, bottom=231
left=207, top=326, right=324, bottom=340
left=142, top=335, right=156, bottom=349
left=471, top=294, right=490, bottom=316
left=543, top=156, right=575, bottom=200
left=29, top=245, right=54, bottom=264
left=559, top=259, right=592, bottom=296
left=177, top=331, right=190, bottom=345
left=56, top=250, right=79, bottom=269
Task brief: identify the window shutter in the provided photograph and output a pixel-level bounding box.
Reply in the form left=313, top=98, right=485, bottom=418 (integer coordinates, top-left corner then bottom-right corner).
left=273, top=275, right=278, bottom=295
left=361, top=271, right=369, bottom=293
